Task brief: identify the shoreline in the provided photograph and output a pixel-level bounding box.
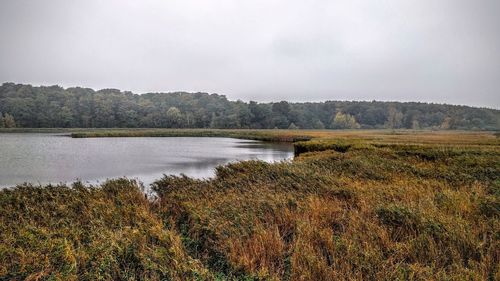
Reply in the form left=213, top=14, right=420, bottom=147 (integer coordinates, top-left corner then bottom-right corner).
left=1, top=128, right=497, bottom=144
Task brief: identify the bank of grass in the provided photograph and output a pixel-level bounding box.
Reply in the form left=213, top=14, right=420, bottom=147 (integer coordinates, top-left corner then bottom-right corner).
left=69, top=128, right=500, bottom=146
left=71, top=129, right=313, bottom=142
left=1, top=130, right=499, bottom=280
left=1, top=127, right=498, bottom=145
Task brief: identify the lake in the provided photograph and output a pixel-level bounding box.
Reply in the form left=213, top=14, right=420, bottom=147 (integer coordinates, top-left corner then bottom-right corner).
left=0, top=133, right=293, bottom=188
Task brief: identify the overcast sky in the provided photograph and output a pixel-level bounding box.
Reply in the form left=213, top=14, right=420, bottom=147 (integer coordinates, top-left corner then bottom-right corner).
left=0, top=0, right=499, bottom=108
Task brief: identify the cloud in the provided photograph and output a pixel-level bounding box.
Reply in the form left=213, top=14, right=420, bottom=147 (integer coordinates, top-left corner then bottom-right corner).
left=0, top=0, right=499, bottom=108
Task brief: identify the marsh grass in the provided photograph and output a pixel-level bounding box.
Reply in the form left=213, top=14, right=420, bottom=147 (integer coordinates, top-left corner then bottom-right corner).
left=151, top=134, right=499, bottom=280
left=0, top=180, right=209, bottom=280
left=1, top=130, right=499, bottom=280
left=70, top=128, right=313, bottom=143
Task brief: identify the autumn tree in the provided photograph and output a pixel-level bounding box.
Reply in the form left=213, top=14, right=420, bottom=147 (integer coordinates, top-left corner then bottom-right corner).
left=440, top=117, right=452, bottom=129
left=332, top=112, right=361, bottom=129
left=288, top=122, right=299, bottom=129
left=3, top=113, right=16, bottom=128
left=331, top=112, right=360, bottom=129
left=165, top=107, right=185, bottom=128
left=385, top=106, right=403, bottom=129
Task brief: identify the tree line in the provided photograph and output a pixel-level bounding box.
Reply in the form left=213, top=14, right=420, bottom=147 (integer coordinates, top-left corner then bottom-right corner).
left=0, top=83, right=498, bottom=130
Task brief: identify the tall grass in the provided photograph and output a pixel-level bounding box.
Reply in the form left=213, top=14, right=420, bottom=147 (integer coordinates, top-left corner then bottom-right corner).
left=152, top=139, right=499, bottom=280
left=1, top=131, right=499, bottom=280
left=0, top=180, right=209, bottom=280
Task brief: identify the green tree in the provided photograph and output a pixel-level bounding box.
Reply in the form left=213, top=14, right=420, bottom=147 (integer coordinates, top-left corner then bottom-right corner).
left=272, top=115, right=289, bottom=129
left=271, top=101, right=290, bottom=128
left=272, top=101, right=290, bottom=116
left=312, top=119, right=325, bottom=129
left=59, top=106, right=74, bottom=127
left=0, top=83, right=498, bottom=130
left=249, top=101, right=272, bottom=128
left=403, top=110, right=421, bottom=129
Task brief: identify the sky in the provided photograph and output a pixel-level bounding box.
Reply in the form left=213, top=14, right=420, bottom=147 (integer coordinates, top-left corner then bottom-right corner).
left=0, top=0, right=499, bottom=108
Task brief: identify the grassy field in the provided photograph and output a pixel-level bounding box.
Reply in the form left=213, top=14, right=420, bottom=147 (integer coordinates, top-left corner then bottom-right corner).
left=0, top=130, right=499, bottom=280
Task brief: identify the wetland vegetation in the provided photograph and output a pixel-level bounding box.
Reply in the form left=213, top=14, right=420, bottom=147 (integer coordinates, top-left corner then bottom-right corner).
left=1, top=130, right=498, bottom=280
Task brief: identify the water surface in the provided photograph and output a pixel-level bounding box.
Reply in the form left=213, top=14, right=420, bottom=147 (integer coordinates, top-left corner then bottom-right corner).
left=0, top=134, right=293, bottom=187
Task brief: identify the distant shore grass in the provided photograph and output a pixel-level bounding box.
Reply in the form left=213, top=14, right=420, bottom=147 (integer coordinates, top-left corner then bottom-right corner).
left=1, top=127, right=498, bottom=146
left=68, top=129, right=499, bottom=145
left=71, top=129, right=314, bottom=142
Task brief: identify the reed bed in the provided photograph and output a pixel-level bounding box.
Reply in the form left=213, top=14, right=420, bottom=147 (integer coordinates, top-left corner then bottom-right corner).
left=1, top=130, right=498, bottom=280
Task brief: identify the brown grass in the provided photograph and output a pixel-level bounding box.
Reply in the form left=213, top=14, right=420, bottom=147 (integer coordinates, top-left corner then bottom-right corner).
left=1, top=130, right=499, bottom=280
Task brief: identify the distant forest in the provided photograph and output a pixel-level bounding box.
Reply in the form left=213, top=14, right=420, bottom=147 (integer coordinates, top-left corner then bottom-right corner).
left=1, top=83, right=499, bottom=130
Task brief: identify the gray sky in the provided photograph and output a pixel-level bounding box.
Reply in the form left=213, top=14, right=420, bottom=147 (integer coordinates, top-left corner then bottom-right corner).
left=0, top=0, right=499, bottom=108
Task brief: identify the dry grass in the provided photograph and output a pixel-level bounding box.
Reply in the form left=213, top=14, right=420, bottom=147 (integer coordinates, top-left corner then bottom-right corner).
left=152, top=133, right=499, bottom=280
left=0, top=180, right=209, bottom=280
left=1, top=130, right=499, bottom=280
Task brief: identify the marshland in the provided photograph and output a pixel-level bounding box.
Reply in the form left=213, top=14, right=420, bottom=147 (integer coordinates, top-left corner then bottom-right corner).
left=1, top=129, right=499, bottom=280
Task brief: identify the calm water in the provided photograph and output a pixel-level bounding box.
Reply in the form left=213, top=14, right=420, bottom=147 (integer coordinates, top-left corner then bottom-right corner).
left=0, top=134, right=293, bottom=188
